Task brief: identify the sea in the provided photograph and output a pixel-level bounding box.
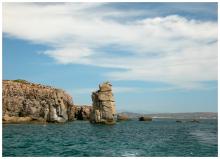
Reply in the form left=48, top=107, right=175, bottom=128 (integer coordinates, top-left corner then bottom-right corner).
left=3, top=119, right=218, bottom=157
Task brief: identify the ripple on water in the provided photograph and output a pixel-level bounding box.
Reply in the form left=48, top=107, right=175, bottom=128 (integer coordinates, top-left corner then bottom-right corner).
left=3, top=119, right=218, bottom=157
left=190, top=130, right=217, bottom=145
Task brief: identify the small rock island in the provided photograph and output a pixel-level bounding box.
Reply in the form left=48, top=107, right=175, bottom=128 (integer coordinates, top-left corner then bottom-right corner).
left=90, top=82, right=116, bottom=124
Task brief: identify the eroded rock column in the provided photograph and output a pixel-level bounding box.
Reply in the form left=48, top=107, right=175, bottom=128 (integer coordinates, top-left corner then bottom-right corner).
left=90, top=82, right=116, bottom=124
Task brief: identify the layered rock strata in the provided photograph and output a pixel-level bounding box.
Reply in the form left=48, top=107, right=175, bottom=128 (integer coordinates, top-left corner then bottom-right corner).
left=3, top=80, right=74, bottom=123
left=90, top=82, right=116, bottom=124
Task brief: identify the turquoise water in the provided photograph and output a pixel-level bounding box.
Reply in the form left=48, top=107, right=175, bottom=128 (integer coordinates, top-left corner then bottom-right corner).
left=3, top=119, right=218, bottom=157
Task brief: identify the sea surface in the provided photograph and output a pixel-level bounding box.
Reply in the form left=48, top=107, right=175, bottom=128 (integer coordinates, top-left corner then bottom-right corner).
left=3, top=119, right=218, bottom=157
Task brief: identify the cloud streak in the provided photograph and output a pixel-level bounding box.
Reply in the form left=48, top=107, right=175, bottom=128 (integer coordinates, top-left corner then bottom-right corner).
left=70, top=86, right=144, bottom=95
left=3, top=3, right=218, bottom=89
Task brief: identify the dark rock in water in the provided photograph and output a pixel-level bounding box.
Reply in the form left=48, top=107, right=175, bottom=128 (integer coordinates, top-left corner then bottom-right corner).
left=75, top=105, right=92, bottom=120
left=117, top=114, right=129, bottom=121
left=90, top=82, right=116, bottom=124
left=139, top=116, right=152, bottom=121
left=190, top=119, right=200, bottom=123
left=176, top=120, right=182, bottom=123
left=3, top=80, right=74, bottom=123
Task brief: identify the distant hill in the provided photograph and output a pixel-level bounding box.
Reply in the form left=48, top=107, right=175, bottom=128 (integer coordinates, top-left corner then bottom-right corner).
left=118, top=112, right=217, bottom=119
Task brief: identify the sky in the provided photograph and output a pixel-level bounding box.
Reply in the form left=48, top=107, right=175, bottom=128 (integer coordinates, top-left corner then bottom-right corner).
left=2, top=2, right=218, bottom=113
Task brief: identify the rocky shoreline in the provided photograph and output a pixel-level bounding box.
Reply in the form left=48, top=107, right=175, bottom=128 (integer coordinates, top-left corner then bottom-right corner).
left=2, top=80, right=118, bottom=124
left=3, top=80, right=74, bottom=123
left=3, top=80, right=214, bottom=124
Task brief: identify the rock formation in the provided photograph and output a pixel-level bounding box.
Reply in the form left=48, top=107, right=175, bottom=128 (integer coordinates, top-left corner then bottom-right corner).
left=176, top=120, right=182, bottom=123
left=67, top=105, right=76, bottom=121
left=117, top=114, right=129, bottom=121
left=139, top=116, right=152, bottom=121
left=3, top=80, right=74, bottom=123
left=90, top=82, right=116, bottom=124
left=75, top=105, right=92, bottom=120
left=190, top=119, right=200, bottom=123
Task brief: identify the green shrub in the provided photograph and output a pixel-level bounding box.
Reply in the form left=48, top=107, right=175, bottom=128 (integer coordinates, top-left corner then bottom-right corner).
left=13, top=79, right=29, bottom=84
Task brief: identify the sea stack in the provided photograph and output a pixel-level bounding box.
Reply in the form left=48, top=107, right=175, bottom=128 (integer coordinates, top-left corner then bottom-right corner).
left=90, top=82, right=116, bottom=124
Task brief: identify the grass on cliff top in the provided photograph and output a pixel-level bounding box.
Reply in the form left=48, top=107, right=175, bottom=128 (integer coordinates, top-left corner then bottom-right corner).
left=13, top=79, right=29, bottom=84
left=10, top=79, right=63, bottom=91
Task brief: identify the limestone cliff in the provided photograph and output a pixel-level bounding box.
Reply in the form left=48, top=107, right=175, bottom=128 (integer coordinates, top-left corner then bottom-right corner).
left=3, top=80, right=74, bottom=123
left=90, top=82, right=116, bottom=124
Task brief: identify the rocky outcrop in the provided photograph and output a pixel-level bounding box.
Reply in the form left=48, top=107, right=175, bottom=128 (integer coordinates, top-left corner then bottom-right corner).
left=90, top=82, right=116, bottom=124
left=75, top=105, right=92, bottom=120
left=67, top=105, right=76, bottom=121
left=117, top=114, right=129, bottom=121
left=176, top=120, right=182, bottom=123
left=3, top=80, right=74, bottom=123
left=139, top=116, right=152, bottom=121
left=190, top=119, right=200, bottom=123
left=3, top=115, right=34, bottom=123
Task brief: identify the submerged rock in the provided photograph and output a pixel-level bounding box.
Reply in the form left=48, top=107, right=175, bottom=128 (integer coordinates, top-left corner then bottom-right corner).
left=190, top=119, right=200, bottom=123
left=3, top=80, right=74, bottom=123
left=176, top=120, right=182, bottom=123
left=139, top=116, right=152, bottom=121
left=90, top=82, right=116, bottom=124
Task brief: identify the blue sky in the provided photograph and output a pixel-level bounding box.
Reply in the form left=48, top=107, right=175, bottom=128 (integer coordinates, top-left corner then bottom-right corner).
left=3, top=2, right=218, bottom=113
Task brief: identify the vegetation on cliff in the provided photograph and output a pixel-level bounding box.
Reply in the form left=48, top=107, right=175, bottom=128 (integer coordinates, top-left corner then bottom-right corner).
left=3, top=80, right=74, bottom=123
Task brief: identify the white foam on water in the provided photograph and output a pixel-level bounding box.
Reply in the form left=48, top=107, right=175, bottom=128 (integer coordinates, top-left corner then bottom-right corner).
left=121, top=150, right=139, bottom=157
left=190, top=130, right=217, bottom=145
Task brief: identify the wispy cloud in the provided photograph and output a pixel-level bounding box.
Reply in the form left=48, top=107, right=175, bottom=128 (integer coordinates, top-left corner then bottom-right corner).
left=68, top=86, right=144, bottom=95
left=69, top=84, right=217, bottom=96
left=113, top=87, right=144, bottom=93
left=3, top=3, right=218, bottom=90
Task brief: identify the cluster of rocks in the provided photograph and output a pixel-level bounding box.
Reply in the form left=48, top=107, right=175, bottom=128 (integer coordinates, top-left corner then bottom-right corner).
left=176, top=119, right=200, bottom=123
left=3, top=79, right=202, bottom=125
left=90, top=82, right=116, bottom=124
left=3, top=80, right=74, bottom=123
left=75, top=105, right=92, bottom=120
left=2, top=80, right=116, bottom=124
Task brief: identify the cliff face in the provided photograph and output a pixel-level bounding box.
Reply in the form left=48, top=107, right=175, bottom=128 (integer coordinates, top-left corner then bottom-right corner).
left=90, top=82, right=116, bottom=124
left=3, top=80, right=74, bottom=123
